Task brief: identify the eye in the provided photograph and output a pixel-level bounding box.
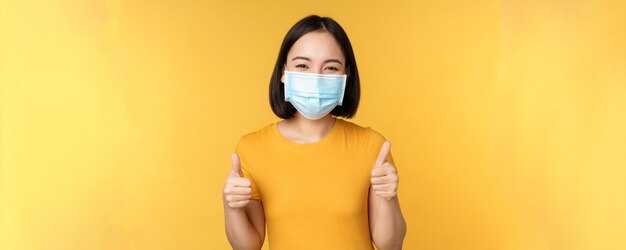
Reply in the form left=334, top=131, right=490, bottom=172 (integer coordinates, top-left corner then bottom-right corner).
left=295, top=64, right=309, bottom=69
left=324, top=66, right=339, bottom=71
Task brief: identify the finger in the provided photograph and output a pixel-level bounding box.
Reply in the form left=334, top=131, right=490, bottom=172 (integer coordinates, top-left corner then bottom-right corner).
left=371, top=163, right=397, bottom=176
left=372, top=183, right=398, bottom=191
left=224, top=186, right=252, bottom=195
left=227, top=170, right=239, bottom=178
left=225, top=194, right=251, bottom=202
left=226, top=177, right=251, bottom=187
left=371, top=174, right=398, bottom=185
left=231, top=153, right=242, bottom=177
left=375, top=141, right=391, bottom=166
left=371, top=165, right=395, bottom=177
left=371, top=167, right=387, bottom=177
left=228, top=200, right=250, bottom=208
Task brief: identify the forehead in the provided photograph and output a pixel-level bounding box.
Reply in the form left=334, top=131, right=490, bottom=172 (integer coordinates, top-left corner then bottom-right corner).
left=287, top=31, right=345, bottom=61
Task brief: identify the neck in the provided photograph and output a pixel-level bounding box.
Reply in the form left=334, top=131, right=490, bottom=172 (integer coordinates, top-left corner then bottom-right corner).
left=281, top=114, right=336, bottom=143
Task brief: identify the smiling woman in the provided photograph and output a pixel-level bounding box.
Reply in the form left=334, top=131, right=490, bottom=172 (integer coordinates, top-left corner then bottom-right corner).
left=222, top=15, right=406, bottom=250
left=3, top=1, right=625, bottom=249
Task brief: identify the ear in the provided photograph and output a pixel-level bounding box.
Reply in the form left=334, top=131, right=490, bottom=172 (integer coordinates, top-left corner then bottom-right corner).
left=280, top=64, right=286, bottom=83
left=345, top=66, right=350, bottom=77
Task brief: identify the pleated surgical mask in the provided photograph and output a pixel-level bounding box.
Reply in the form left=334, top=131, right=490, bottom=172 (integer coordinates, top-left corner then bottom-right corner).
left=283, top=70, right=347, bottom=120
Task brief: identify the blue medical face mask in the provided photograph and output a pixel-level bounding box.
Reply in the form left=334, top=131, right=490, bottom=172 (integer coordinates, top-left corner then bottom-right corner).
left=283, top=70, right=347, bottom=120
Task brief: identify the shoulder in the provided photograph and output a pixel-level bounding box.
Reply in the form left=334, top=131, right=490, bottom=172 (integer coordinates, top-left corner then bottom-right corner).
left=336, top=119, right=387, bottom=148
left=339, top=119, right=390, bottom=165
left=235, top=123, right=275, bottom=152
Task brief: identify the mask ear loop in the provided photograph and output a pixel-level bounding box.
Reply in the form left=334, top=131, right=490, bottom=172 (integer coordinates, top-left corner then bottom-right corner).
left=283, top=70, right=292, bottom=102
left=338, top=75, right=347, bottom=106
left=281, top=63, right=289, bottom=102
left=337, top=65, right=349, bottom=106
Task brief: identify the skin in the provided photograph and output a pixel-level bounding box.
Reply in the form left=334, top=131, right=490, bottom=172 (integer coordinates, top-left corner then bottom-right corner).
left=223, top=30, right=406, bottom=250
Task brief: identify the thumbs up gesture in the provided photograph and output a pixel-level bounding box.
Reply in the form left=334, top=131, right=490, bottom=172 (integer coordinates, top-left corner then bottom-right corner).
left=223, top=153, right=252, bottom=208
left=371, top=141, right=399, bottom=201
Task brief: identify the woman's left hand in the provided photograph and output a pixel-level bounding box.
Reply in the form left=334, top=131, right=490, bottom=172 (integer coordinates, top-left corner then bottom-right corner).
left=370, top=141, right=399, bottom=201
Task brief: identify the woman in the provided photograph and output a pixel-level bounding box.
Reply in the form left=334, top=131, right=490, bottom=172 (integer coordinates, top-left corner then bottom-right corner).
left=223, top=15, right=407, bottom=250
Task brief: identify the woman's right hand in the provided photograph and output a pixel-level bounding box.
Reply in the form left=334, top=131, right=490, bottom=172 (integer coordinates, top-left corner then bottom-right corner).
left=223, top=153, right=252, bottom=209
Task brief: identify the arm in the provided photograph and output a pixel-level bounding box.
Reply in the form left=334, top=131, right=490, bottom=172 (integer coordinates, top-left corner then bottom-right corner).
left=369, top=186, right=406, bottom=250
left=369, top=141, right=407, bottom=250
left=223, top=199, right=265, bottom=250
left=223, top=153, right=266, bottom=250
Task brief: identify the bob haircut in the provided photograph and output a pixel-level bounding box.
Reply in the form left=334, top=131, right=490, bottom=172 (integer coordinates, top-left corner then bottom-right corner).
left=269, top=15, right=360, bottom=119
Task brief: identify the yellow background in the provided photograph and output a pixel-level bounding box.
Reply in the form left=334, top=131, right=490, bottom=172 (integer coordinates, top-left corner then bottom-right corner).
left=1, top=0, right=625, bottom=249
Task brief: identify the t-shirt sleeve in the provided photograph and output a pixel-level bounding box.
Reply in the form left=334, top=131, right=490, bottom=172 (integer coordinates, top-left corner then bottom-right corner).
left=235, top=136, right=262, bottom=201
left=366, top=128, right=396, bottom=166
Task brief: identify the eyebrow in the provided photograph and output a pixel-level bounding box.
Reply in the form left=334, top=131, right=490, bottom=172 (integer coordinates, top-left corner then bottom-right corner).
left=291, top=56, right=343, bottom=65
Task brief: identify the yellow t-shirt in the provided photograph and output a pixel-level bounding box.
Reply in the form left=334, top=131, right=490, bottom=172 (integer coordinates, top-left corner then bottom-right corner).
left=235, top=118, right=394, bottom=250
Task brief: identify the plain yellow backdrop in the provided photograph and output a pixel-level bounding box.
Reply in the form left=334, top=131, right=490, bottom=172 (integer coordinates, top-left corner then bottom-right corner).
left=1, top=0, right=625, bottom=249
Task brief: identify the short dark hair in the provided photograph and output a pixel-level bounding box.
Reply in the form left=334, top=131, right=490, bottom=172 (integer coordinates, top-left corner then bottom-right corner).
left=269, top=15, right=360, bottom=119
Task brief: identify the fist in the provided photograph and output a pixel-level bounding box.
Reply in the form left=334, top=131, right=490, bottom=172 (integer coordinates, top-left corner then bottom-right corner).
left=371, top=141, right=399, bottom=201
left=223, top=153, right=252, bottom=208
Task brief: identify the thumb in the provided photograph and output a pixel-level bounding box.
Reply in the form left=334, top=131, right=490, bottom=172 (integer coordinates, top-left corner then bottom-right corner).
left=231, top=153, right=242, bottom=177
left=374, top=141, right=391, bottom=168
